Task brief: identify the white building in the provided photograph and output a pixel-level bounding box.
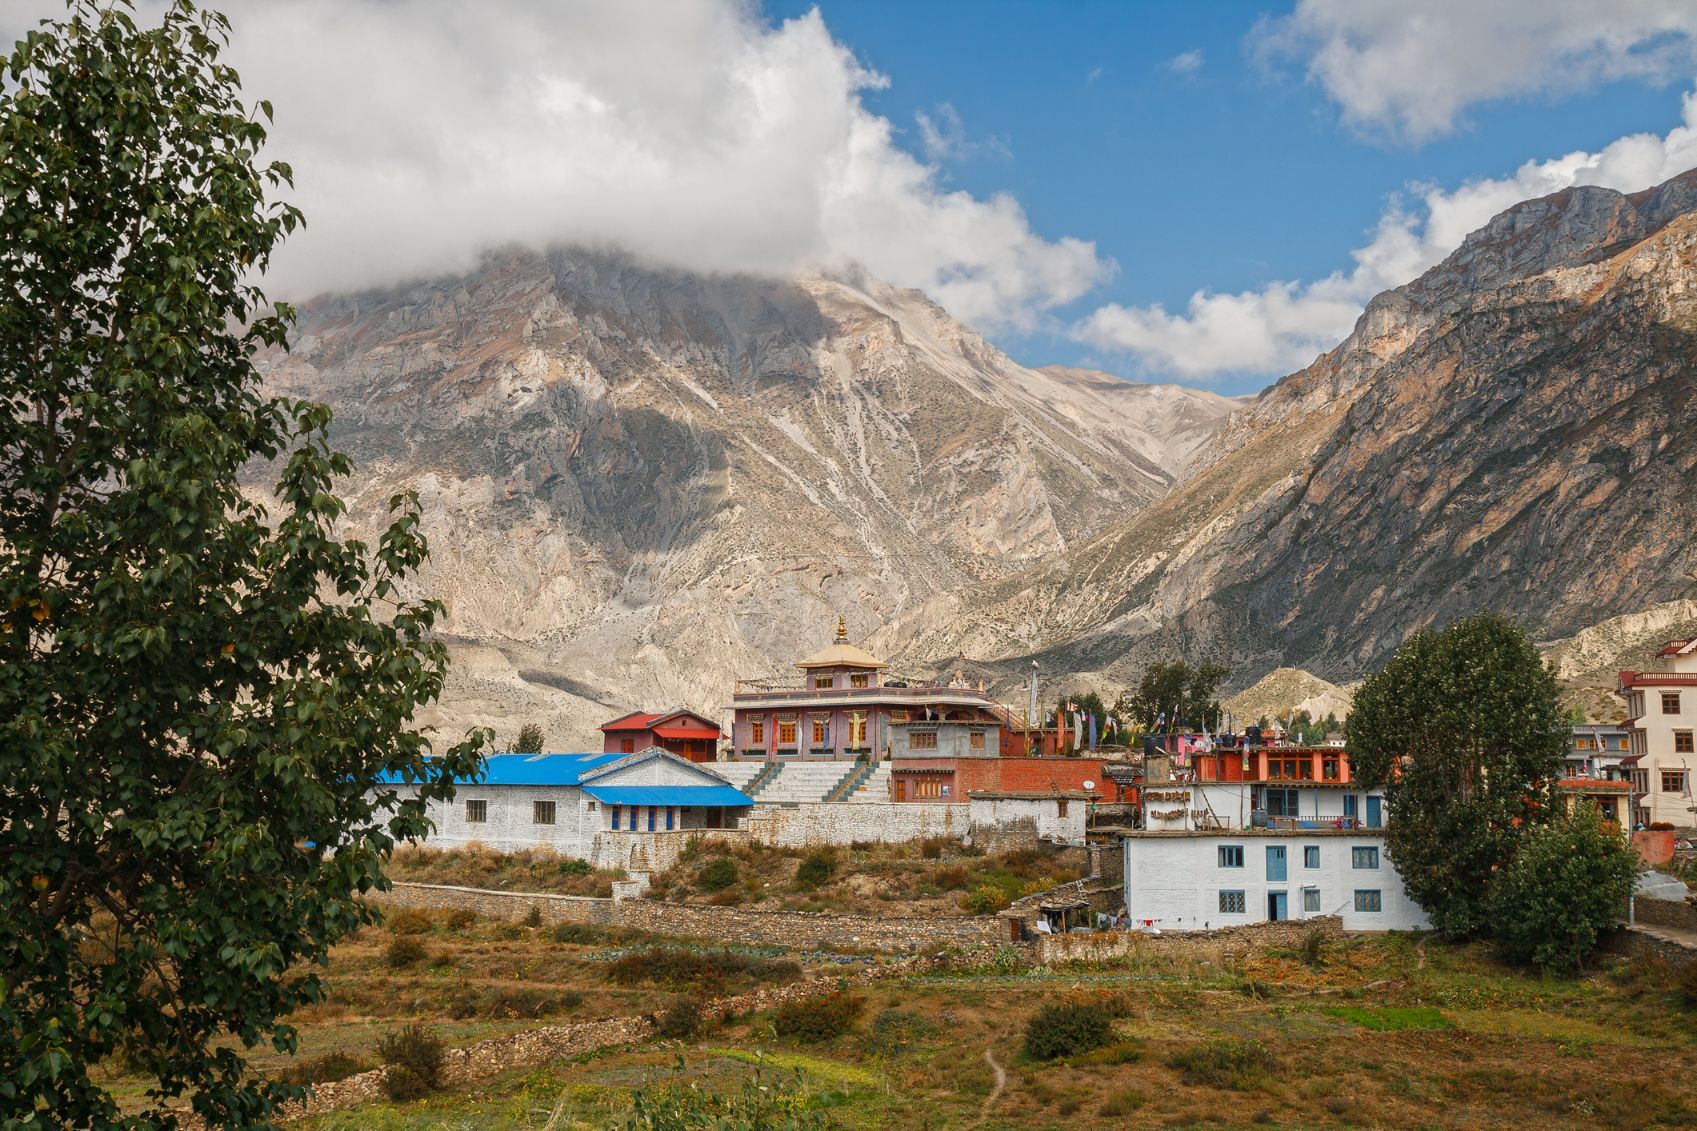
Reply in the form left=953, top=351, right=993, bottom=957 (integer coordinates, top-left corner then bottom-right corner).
left=1122, top=830, right=1429, bottom=932
left=382, top=748, right=753, bottom=866
left=1620, top=639, right=1697, bottom=828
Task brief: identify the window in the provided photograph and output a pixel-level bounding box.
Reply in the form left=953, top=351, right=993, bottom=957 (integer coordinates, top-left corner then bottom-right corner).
left=1575, top=736, right=1597, bottom=751
left=665, top=807, right=675, bottom=830
left=1218, top=845, right=1244, bottom=868
left=610, top=804, right=620, bottom=828
left=910, top=731, right=938, bottom=750
left=849, top=713, right=867, bottom=745
left=914, top=778, right=943, bottom=798
left=1354, top=889, right=1383, bottom=913
left=1352, top=846, right=1380, bottom=869
left=1056, top=799, right=1069, bottom=817
left=465, top=799, right=487, bottom=823
left=619, top=737, right=635, bottom=753
left=1663, top=692, right=1682, bottom=714
left=851, top=673, right=870, bottom=688
left=970, top=731, right=986, bottom=751
left=778, top=720, right=797, bottom=745
left=812, top=718, right=829, bottom=744
left=1219, top=890, right=1247, bottom=914
left=1264, top=787, right=1299, bottom=817
left=533, top=800, right=556, bottom=825
left=1676, top=731, right=1695, bottom=755
left=1303, top=845, right=1320, bottom=869
left=1302, top=888, right=1321, bottom=913
left=1662, top=769, right=1688, bottom=794
left=1269, top=757, right=1308, bottom=780
left=749, top=719, right=764, bottom=745
left=815, top=674, right=834, bottom=690
left=1322, top=757, right=1341, bottom=781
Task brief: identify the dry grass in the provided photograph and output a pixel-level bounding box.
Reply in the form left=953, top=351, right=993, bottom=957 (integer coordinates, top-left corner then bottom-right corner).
left=385, top=844, right=626, bottom=897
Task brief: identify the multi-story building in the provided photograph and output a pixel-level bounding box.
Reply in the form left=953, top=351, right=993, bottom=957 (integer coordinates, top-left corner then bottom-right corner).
left=1567, top=723, right=1631, bottom=779
left=598, top=709, right=724, bottom=762
left=728, top=619, right=1005, bottom=762
left=1619, top=639, right=1697, bottom=828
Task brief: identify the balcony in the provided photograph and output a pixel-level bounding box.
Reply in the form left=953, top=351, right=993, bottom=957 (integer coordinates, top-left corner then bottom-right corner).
left=1264, top=816, right=1363, bottom=831
left=733, top=677, right=990, bottom=700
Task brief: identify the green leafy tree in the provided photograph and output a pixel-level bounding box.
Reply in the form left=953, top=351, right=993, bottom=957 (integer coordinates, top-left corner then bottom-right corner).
left=1489, top=801, right=1640, bottom=974
left=1122, top=660, right=1228, bottom=730
left=514, top=721, right=544, bottom=754
left=0, top=4, right=485, bottom=1125
left=1348, top=614, right=1567, bottom=938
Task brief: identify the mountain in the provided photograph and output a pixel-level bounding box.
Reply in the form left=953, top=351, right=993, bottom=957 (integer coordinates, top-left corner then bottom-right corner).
left=1223, top=668, right=1355, bottom=726
left=883, top=169, right=1697, bottom=692
left=258, top=252, right=1237, bottom=746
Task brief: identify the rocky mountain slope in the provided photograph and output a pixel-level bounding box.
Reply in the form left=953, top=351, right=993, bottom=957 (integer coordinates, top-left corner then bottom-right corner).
left=884, top=170, right=1697, bottom=692
left=259, top=253, right=1236, bottom=747
left=1224, top=668, right=1356, bottom=726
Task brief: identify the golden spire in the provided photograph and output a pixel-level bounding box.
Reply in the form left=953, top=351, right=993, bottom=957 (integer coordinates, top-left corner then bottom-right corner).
left=836, top=614, right=848, bottom=642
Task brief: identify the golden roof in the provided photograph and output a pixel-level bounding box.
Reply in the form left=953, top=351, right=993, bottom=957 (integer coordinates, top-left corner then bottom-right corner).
left=795, top=616, right=888, bottom=670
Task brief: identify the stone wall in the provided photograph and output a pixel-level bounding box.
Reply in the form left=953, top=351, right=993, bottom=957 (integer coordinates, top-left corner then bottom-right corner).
left=744, top=801, right=970, bottom=847
left=1635, top=894, right=1697, bottom=933
left=1601, top=925, right=1697, bottom=970
left=1032, top=915, right=1342, bottom=966
left=377, top=882, right=614, bottom=925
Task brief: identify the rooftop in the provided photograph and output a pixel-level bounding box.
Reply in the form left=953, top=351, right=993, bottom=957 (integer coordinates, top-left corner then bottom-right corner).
left=794, top=616, right=888, bottom=670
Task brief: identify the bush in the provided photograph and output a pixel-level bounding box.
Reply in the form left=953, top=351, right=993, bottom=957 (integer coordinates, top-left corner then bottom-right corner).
left=1680, top=962, right=1697, bottom=1008
left=657, top=998, right=707, bottom=1040
left=384, top=908, right=434, bottom=936
left=275, top=1051, right=369, bottom=1087
left=384, top=935, right=427, bottom=969
left=1297, top=925, right=1326, bottom=967
left=447, top=985, right=583, bottom=1021
left=444, top=909, right=477, bottom=931
left=933, top=865, right=970, bottom=890
left=522, top=905, right=544, bottom=928
left=794, top=851, right=836, bottom=890
left=697, top=857, right=740, bottom=892
left=1489, top=801, right=1641, bottom=974
left=376, top=1025, right=444, bottom=1099
left=1164, top=1040, right=1277, bottom=1089
left=920, top=840, right=943, bottom=860
left=961, top=884, right=1009, bottom=915
left=624, top=1064, right=828, bottom=1130
left=605, top=947, right=801, bottom=994
left=774, top=992, right=864, bottom=1043
left=863, top=1008, right=938, bottom=1057
left=1023, top=1002, right=1114, bottom=1061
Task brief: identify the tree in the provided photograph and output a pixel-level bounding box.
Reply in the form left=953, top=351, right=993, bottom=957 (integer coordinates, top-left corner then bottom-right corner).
left=514, top=721, right=544, bottom=754
left=0, top=4, right=485, bottom=1126
left=1122, top=660, right=1228, bottom=731
left=1348, top=614, right=1567, bottom=938
left=1489, top=801, right=1640, bottom=974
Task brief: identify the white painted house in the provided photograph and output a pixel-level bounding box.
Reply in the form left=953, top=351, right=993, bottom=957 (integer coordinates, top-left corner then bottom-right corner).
left=381, top=748, right=753, bottom=867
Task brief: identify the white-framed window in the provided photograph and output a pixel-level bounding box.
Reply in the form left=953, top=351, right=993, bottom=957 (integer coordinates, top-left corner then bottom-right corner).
left=465, top=799, right=487, bottom=823
left=1354, top=889, right=1382, bottom=913
left=1219, top=890, right=1246, bottom=914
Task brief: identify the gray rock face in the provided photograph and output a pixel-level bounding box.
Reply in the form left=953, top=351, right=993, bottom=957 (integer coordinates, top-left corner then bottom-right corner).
left=258, top=250, right=1236, bottom=746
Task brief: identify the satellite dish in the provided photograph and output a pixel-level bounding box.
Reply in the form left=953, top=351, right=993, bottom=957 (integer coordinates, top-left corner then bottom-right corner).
left=1082, top=779, right=1095, bottom=790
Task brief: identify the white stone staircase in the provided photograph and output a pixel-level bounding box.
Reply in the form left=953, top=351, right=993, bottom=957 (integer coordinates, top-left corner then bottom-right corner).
left=845, top=762, right=892, bottom=802
left=755, top=761, right=857, bottom=803
left=705, top=760, right=769, bottom=794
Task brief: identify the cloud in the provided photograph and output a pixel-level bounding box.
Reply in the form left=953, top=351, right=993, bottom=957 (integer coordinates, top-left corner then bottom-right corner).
left=4, top=1, right=1106, bottom=330
left=914, top=102, right=1012, bottom=163
left=1165, top=49, right=1205, bottom=77
left=1074, top=92, right=1697, bottom=379
left=1258, top=0, right=1697, bottom=143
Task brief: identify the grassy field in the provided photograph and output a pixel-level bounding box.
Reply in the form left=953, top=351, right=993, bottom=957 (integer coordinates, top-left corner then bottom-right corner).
left=266, top=920, right=1697, bottom=1129
left=385, top=845, right=629, bottom=897
left=645, top=837, right=1086, bottom=916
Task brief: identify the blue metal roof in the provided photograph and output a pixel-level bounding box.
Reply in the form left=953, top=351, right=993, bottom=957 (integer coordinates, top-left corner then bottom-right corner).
left=584, top=785, right=754, bottom=808
left=378, top=752, right=625, bottom=787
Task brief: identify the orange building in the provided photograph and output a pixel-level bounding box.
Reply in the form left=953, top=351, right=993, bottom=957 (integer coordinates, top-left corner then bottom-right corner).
left=598, top=709, right=724, bottom=763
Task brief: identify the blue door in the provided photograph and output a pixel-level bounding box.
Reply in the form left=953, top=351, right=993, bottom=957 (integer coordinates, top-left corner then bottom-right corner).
left=1343, top=794, right=1359, bottom=823
left=1266, top=845, right=1287, bottom=882
left=1366, top=796, right=1383, bottom=829
left=1268, top=891, right=1288, bottom=921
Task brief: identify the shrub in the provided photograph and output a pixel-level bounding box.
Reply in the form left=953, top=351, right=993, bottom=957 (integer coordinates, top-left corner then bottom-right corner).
left=522, top=905, right=544, bottom=928
left=448, top=985, right=584, bottom=1020
left=625, top=1065, right=828, bottom=1130
left=697, top=857, right=740, bottom=892
left=558, top=857, right=592, bottom=876
left=605, top=947, right=801, bottom=994
left=275, top=1051, right=369, bottom=1086
left=1023, top=1002, right=1113, bottom=1061
left=384, top=908, right=433, bottom=936
left=1297, top=925, right=1326, bottom=967
left=1099, top=1088, right=1147, bottom=1117
left=961, top=884, right=1010, bottom=915
left=920, top=840, right=943, bottom=860
left=863, top=1008, right=938, bottom=1057
left=933, top=865, right=970, bottom=890
left=1164, top=1040, right=1277, bottom=1089
left=1680, top=962, right=1697, bottom=1008
left=444, top=909, right=477, bottom=931
left=657, top=998, right=707, bottom=1040
left=384, top=935, right=427, bottom=969
left=376, top=1025, right=444, bottom=1099
left=794, top=851, right=836, bottom=890
left=774, top=992, right=864, bottom=1043
left=1489, top=801, right=1641, bottom=974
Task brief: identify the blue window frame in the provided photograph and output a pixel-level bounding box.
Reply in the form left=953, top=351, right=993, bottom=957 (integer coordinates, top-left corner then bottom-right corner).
left=647, top=806, right=657, bottom=832
left=1303, top=845, right=1320, bottom=869
left=1265, top=787, right=1300, bottom=817
left=1352, top=846, right=1379, bottom=869
left=1366, top=796, right=1384, bottom=828
left=665, top=806, right=675, bottom=831
left=1218, top=845, right=1245, bottom=868
left=1219, top=890, right=1246, bottom=914
left=610, top=804, right=621, bottom=829
left=1354, top=889, right=1382, bottom=913
left=1343, top=794, right=1359, bottom=821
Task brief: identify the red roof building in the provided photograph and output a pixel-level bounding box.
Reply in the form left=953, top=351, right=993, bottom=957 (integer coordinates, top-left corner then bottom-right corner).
left=599, top=709, right=725, bottom=763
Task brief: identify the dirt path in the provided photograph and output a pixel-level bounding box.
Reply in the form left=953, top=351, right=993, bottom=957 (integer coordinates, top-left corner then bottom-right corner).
left=977, top=1046, right=1007, bottom=1124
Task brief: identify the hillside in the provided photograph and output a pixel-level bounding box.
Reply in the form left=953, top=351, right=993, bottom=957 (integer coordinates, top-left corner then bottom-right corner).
left=1223, top=668, right=1355, bottom=726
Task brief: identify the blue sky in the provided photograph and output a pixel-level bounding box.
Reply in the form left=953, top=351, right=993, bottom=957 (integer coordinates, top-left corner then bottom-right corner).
left=769, top=1, right=1697, bottom=393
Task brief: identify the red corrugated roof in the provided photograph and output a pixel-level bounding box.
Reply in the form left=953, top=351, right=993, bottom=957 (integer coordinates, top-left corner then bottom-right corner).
left=600, top=712, right=664, bottom=732
left=600, top=709, right=721, bottom=734
left=653, top=724, right=724, bottom=740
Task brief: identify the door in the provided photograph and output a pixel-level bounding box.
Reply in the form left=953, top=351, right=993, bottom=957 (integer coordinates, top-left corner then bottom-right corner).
left=1266, top=845, right=1287, bottom=883
left=1366, top=796, right=1383, bottom=829
left=1343, top=794, right=1359, bottom=823
left=1268, top=891, right=1288, bottom=921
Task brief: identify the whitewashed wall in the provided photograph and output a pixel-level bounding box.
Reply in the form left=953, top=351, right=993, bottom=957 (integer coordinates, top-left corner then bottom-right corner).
left=967, top=796, right=1088, bottom=845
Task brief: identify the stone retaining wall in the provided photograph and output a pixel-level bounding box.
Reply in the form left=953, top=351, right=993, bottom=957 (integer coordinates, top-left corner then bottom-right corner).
left=377, top=882, right=615, bottom=926
left=1601, top=925, right=1697, bottom=970
left=1032, top=915, right=1342, bottom=966
left=1635, top=895, right=1697, bottom=934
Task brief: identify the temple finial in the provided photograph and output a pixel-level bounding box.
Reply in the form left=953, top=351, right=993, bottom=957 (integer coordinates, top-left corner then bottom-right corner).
left=836, top=614, right=847, bottom=642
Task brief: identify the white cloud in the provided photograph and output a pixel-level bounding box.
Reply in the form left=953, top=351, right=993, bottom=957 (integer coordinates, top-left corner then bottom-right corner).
left=1258, top=0, right=1697, bottom=143
left=5, top=1, right=1106, bottom=330
left=914, top=102, right=1011, bottom=163
left=1165, top=49, right=1205, bottom=77
left=1074, top=93, right=1697, bottom=379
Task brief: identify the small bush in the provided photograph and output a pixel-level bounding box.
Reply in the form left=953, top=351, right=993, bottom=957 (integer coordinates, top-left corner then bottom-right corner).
left=384, top=935, right=427, bottom=969
left=863, top=1008, right=938, bottom=1057
left=448, top=985, right=583, bottom=1020
left=794, top=851, right=836, bottom=890
left=657, top=998, right=707, bottom=1040
left=1099, top=1088, right=1147, bottom=1117
left=1679, top=962, right=1697, bottom=1008
left=697, top=857, right=740, bottom=892
left=275, top=1051, right=369, bottom=1087
left=1164, top=1040, right=1278, bottom=1089
left=384, top=908, right=433, bottom=936
left=933, top=865, right=970, bottom=890
left=522, top=905, right=544, bottom=928
left=605, top=947, right=801, bottom=994
left=774, top=992, right=864, bottom=1043
left=1023, top=1002, right=1113, bottom=1061
left=376, top=1024, right=444, bottom=1099
left=961, top=884, right=1009, bottom=915
left=1297, top=925, right=1326, bottom=967
left=558, top=857, right=592, bottom=876
left=920, top=840, right=943, bottom=860
left=444, top=909, right=477, bottom=931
